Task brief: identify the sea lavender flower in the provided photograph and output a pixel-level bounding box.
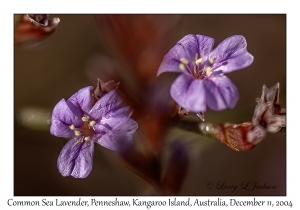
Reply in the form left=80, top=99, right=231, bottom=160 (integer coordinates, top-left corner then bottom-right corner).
left=50, top=81, right=138, bottom=178
left=157, top=34, right=254, bottom=116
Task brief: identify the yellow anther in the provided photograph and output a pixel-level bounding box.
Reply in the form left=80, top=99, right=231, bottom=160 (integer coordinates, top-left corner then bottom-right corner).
left=209, top=58, right=215, bottom=64
left=180, top=57, right=189, bottom=64
left=69, top=124, right=75, bottom=130
left=82, top=115, right=89, bottom=122
left=179, top=63, right=186, bottom=71
left=84, top=136, right=90, bottom=141
left=74, top=130, right=81, bottom=136
left=195, top=58, right=203, bottom=65
left=89, top=120, right=96, bottom=127
left=205, top=67, right=212, bottom=76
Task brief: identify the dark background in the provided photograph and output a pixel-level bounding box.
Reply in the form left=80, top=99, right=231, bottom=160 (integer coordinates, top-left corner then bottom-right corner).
left=14, top=14, right=286, bottom=195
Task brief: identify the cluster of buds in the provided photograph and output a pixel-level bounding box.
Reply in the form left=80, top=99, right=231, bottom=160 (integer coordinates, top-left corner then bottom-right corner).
left=199, top=83, right=286, bottom=151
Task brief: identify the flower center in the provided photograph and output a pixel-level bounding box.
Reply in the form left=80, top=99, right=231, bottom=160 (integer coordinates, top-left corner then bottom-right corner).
left=69, top=114, right=96, bottom=145
left=179, top=54, right=214, bottom=79
left=81, top=122, right=95, bottom=137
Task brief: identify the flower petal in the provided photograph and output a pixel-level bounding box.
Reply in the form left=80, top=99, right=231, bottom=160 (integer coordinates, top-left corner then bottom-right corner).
left=195, top=34, right=215, bottom=58
left=246, top=125, right=266, bottom=145
left=50, top=117, right=74, bottom=138
left=265, top=83, right=280, bottom=105
left=94, top=117, right=138, bottom=151
left=252, top=103, right=272, bottom=125
left=204, top=76, right=239, bottom=111
left=89, top=89, right=132, bottom=120
left=170, top=73, right=206, bottom=113
left=209, top=35, right=253, bottom=74
left=68, top=86, right=94, bottom=115
left=57, top=137, right=94, bottom=178
left=70, top=142, right=94, bottom=178
left=109, top=106, right=133, bottom=118
left=266, top=115, right=286, bottom=133
left=157, top=34, right=214, bottom=76
left=157, top=56, right=182, bottom=76
left=52, top=99, right=82, bottom=127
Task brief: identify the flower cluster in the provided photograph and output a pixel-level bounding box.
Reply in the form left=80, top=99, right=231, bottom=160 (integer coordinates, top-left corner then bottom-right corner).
left=49, top=30, right=284, bottom=183
left=247, top=83, right=286, bottom=144
left=50, top=81, right=138, bottom=178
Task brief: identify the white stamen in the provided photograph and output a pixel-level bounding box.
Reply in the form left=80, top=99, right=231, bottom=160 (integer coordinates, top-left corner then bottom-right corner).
left=84, top=136, right=90, bottom=141
left=69, top=124, right=75, bottom=130
left=180, top=57, right=189, bottom=64
left=89, top=120, right=96, bottom=127
left=209, top=58, right=215, bottom=64
left=179, top=63, right=186, bottom=71
left=205, top=67, right=212, bottom=76
left=82, top=115, right=89, bottom=122
left=74, top=130, right=81, bottom=136
left=195, top=58, right=203, bottom=65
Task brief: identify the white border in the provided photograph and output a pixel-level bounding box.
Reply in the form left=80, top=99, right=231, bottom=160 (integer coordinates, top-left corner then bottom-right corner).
left=2, top=0, right=299, bottom=209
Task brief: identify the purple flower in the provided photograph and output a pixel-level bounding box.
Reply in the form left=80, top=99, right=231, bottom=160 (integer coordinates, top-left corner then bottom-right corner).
left=50, top=86, right=138, bottom=178
left=157, top=34, right=253, bottom=114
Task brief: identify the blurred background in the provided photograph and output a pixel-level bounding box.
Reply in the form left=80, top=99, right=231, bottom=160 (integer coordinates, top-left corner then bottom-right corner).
left=14, top=14, right=286, bottom=196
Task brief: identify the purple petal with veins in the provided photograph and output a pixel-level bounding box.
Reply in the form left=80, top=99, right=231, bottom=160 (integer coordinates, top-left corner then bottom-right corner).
left=204, top=76, right=239, bottom=111
left=94, top=116, right=138, bottom=151
left=157, top=34, right=253, bottom=114
left=57, top=137, right=94, bottom=178
left=170, top=73, right=206, bottom=112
